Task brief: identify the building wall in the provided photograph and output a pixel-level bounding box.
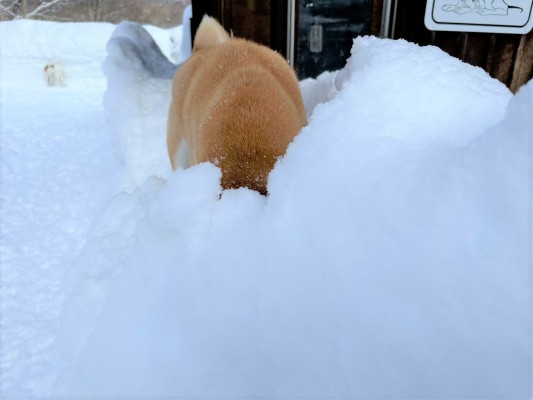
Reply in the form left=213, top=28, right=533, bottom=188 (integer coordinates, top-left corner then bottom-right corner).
left=16, top=0, right=526, bottom=90
left=390, top=0, right=533, bottom=92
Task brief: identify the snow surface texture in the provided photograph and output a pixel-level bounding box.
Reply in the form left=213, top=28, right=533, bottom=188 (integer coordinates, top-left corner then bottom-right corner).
left=0, top=20, right=181, bottom=396
left=56, top=26, right=531, bottom=398
left=1, top=19, right=531, bottom=398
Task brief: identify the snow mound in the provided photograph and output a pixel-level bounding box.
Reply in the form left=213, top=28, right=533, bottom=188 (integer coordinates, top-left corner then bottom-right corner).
left=54, top=35, right=530, bottom=398
left=102, top=23, right=176, bottom=190
left=307, top=36, right=511, bottom=147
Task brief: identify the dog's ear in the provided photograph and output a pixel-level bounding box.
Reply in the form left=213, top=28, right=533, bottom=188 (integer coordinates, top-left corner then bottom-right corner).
left=193, top=15, right=230, bottom=52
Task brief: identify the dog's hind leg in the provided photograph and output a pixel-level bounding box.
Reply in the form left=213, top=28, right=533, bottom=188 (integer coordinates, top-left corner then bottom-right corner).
left=167, top=99, right=190, bottom=169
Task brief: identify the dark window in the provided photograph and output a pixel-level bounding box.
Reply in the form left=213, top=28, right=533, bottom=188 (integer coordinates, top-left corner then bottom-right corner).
left=297, top=0, right=372, bottom=79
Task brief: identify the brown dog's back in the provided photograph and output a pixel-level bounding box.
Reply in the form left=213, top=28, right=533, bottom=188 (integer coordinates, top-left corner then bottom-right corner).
left=167, top=16, right=307, bottom=194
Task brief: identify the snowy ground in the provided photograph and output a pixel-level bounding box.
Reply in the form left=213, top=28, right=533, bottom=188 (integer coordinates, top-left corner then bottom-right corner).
left=1, top=19, right=531, bottom=398
left=0, top=19, right=180, bottom=395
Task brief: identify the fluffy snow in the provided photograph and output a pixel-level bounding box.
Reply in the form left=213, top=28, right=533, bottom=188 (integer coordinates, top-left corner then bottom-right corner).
left=0, top=19, right=180, bottom=396
left=1, top=19, right=531, bottom=398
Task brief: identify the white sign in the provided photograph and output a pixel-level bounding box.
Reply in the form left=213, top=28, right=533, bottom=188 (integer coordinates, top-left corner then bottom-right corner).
left=425, top=0, right=533, bottom=34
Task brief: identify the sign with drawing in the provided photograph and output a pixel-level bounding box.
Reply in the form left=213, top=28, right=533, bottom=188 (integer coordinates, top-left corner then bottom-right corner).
left=425, top=0, right=533, bottom=33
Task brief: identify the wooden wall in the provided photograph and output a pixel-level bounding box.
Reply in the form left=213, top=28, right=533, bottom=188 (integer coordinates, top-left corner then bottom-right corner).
left=190, top=0, right=532, bottom=92
left=390, top=0, right=533, bottom=92
left=191, top=0, right=273, bottom=47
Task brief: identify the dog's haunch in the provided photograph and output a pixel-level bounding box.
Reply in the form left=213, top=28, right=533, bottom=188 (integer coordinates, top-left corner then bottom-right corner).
left=167, top=16, right=307, bottom=195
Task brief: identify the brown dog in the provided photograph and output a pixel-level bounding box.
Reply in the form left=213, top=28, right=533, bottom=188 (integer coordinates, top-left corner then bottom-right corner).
left=167, top=16, right=307, bottom=195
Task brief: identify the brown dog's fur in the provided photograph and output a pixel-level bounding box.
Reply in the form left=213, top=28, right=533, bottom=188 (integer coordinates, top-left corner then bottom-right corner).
left=167, top=16, right=307, bottom=195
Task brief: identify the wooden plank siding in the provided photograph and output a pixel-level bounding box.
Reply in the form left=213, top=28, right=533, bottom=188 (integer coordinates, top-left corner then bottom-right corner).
left=391, top=0, right=532, bottom=92
left=190, top=0, right=295, bottom=69
left=191, top=0, right=272, bottom=47
left=190, top=0, right=531, bottom=92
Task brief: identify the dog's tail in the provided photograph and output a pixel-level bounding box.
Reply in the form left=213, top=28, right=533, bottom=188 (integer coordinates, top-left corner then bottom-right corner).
left=105, top=21, right=179, bottom=80
left=193, top=15, right=230, bottom=52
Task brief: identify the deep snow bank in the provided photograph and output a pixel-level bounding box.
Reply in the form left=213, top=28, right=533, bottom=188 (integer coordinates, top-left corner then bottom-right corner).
left=55, top=35, right=530, bottom=398
left=0, top=19, right=182, bottom=397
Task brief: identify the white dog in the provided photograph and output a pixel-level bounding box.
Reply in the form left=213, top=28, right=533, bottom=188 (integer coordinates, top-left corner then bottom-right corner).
left=43, top=63, right=66, bottom=87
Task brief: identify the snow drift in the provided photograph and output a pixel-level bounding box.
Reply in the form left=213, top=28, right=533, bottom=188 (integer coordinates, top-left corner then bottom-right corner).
left=0, top=20, right=181, bottom=396
left=53, top=30, right=531, bottom=398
